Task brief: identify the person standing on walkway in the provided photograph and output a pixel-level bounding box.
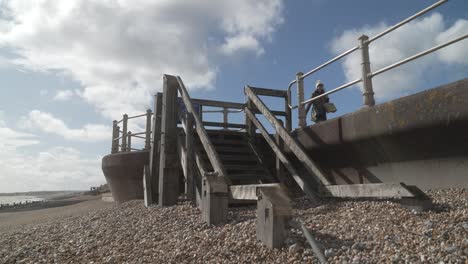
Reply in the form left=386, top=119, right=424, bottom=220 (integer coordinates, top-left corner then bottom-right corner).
left=305, top=80, right=329, bottom=123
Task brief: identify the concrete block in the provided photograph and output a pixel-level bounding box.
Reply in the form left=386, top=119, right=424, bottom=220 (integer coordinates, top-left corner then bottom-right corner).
left=256, top=184, right=292, bottom=248
left=201, top=172, right=228, bottom=225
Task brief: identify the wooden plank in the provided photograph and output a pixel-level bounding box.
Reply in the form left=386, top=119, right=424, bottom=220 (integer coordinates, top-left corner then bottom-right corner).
left=321, top=183, right=417, bottom=198
left=247, top=141, right=277, bottom=183
left=252, top=109, right=287, bottom=117
left=245, top=107, right=318, bottom=199
left=230, top=183, right=281, bottom=200
left=249, top=87, right=287, bottom=98
left=176, top=76, right=231, bottom=185
left=146, top=92, right=163, bottom=206
left=192, top=98, right=245, bottom=109
left=184, top=113, right=195, bottom=200
left=202, top=121, right=246, bottom=129
left=245, top=86, right=331, bottom=186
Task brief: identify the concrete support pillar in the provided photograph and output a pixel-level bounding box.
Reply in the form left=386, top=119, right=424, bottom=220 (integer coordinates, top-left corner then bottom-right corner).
left=256, top=184, right=292, bottom=248
left=296, top=72, right=306, bottom=128
left=201, top=172, right=228, bottom=225
left=159, top=75, right=181, bottom=206
left=359, top=35, right=376, bottom=107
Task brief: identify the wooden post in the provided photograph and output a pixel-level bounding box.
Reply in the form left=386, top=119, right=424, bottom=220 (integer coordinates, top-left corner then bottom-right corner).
left=202, top=172, right=228, bottom=225
left=145, top=93, right=163, bottom=207
left=184, top=112, right=195, bottom=201
left=144, top=109, right=152, bottom=150
left=111, top=120, right=118, bottom=153
left=256, top=184, right=292, bottom=248
left=275, top=120, right=287, bottom=185
left=159, top=75, right=181, bottom=206
left=127, top=131, right=132, bottom=151
left=245, top=97, right=256, bottom=145
left=121, top=114, right=128, bottom=151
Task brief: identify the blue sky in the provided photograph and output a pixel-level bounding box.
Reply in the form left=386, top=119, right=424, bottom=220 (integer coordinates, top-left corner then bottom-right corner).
left=0, top=0, right=467, bottom=192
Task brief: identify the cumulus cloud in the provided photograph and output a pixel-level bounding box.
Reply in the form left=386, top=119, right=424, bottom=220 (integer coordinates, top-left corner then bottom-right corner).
left=0, top=111, right=104, bottom=192
left=0, top=111, right=39, bottom=150
left=53, top=89, right=75, bottom=101
left=19, top=110, right=110, bottom=142
left=331, top=13, right=468, bottom=100
left=0, top=145, right=103, bottom=192
left=0, top=0, right=283, bottom=119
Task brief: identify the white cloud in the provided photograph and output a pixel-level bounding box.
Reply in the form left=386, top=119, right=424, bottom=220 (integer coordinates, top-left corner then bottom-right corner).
left=0, top=111, right=39, bottom=150
left=0, top=145, right=104, bottom=193
left=331, top=13, right=468, bottom=100
left=0, top=111, right=104, bottom=193
left=0, top=0, right=283, bottom=119
left=53, top=89, right=74, bottom=101
left=20, top=110, right=111, bottom=142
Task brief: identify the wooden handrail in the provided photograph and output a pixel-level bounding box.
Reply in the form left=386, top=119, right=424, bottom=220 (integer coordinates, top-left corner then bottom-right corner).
left=244, top=85, right=331, bottom=186
left=176, top=76, right=231, bottom=185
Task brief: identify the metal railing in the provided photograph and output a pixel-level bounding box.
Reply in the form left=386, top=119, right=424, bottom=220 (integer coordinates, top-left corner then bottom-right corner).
left=287, top=0, right=468, bottom=127
left=111, top=109, right=153, bottom=153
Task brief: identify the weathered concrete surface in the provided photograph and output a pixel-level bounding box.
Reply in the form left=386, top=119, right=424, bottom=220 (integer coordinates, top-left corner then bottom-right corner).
left=102, top=151, right=149, bottom=203
left=291, top=78, right=468, bottom=190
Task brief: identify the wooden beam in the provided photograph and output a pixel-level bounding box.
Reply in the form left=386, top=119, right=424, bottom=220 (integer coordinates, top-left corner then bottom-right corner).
left=249, top=86, right=288, bottom=98
left=245, top=107, right=317, bottom=199
left=192, top=98, right=244, bottom=109
left=230, top=183, right=281, bottom=200
left=159, top=75, right=181, bottom=206
left=245, top=86, right=331, bottom=186
left=321, top=183, right=417, bottom=198
left=251, top=109, right=287, bottom=117
left=202, top=121, right=246, bottom=129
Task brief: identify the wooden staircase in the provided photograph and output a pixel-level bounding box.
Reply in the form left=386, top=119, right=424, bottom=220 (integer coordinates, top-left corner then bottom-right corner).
left=196, top=130, right=275, bottom=185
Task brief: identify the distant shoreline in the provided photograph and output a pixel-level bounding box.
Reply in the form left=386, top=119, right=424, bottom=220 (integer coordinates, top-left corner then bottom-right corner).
left=0, top=192, right=93, bottom=213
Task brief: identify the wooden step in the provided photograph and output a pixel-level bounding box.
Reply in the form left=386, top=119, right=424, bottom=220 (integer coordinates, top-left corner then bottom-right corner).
left=224, top=164, right=265, bottom=171
left=214, top=146, right=251, bottom=153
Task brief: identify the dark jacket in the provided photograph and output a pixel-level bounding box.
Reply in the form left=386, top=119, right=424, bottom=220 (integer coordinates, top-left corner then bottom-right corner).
left=307, top=89, right=329, bottom=122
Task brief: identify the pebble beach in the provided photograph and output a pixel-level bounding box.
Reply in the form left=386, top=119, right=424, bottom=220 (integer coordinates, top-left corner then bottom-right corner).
left=0, top=188, right=466, bottom=263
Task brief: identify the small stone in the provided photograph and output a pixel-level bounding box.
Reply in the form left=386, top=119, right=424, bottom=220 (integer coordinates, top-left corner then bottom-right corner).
left=351, top=242, right=365, bottom=251
left=289, top=244, right=301, bottom=255
left=324, top=248, right=334, bottom=258
left=445, top=246, right=458, bottom=254
left=392, top=254, right=401, bottom=263
left=462, top=222, right=468, bottom=230
left=423, top=220, right=433, bottom=228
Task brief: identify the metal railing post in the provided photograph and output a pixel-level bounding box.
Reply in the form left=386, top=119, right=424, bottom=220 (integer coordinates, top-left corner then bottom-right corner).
left=121, top=114, right=128, bottom=151
left=285, top=90, right=292, bottom=132
left=111, top=120, right=118, bottom=153
left=145, top=109, right=152, bottom=150
left=359, top=35, right=375, bottom=107
left=222, top=107, right=228, bottom=130
left=296, top=72, right=306, bottom=127
left=127, top=131, right=132, bottom=151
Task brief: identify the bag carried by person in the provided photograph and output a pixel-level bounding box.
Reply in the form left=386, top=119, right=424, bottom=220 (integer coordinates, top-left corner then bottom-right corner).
left=323, top=102, right=337, bottom=113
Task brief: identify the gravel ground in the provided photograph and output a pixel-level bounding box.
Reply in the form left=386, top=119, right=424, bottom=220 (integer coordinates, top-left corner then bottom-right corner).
left=0, top=189, right=466, bottom=263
